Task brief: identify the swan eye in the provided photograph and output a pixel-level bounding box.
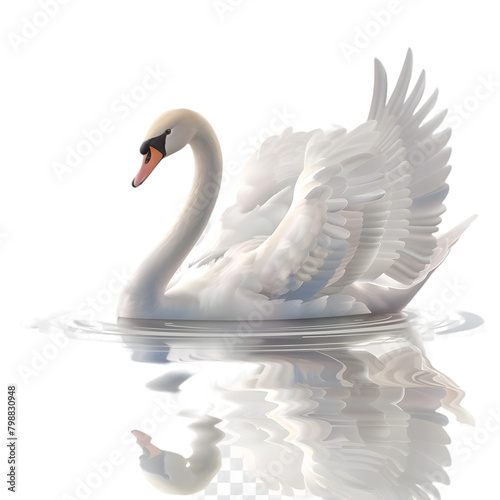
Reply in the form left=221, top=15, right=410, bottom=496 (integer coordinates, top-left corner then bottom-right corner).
left=145, top=149, right=152, bottom=164
left=165, top=129, right=171, bottom=135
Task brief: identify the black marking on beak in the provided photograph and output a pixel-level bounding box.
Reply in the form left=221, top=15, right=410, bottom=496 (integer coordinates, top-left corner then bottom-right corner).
left=140, top=128, right=170, bottom=157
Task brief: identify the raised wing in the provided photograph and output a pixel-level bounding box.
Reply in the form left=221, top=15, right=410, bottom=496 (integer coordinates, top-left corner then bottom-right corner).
left=252, top=49, right=452, bottom=301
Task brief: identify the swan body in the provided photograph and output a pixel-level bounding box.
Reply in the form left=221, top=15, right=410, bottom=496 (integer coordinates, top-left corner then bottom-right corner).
left=118, top=50, right=474, bottom=321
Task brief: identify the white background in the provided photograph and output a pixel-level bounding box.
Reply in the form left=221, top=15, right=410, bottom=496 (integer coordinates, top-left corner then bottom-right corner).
left=2, top=1, right=499, bottom=499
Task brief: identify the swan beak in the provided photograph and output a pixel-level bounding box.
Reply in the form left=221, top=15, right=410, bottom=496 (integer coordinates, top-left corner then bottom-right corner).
left=132, top=147, right=164, bottom=187
left=132, top=429, right=152, bottom=453
left=132, top=430, right=164, bottom=458
left=132, top=429, right=152, bottom=444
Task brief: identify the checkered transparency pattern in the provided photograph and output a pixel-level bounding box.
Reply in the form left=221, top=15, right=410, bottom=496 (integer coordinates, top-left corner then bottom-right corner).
left=197, top=446, right=283, bottom=500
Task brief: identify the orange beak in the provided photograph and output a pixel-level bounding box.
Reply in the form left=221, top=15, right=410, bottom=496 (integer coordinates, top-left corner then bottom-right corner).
left=132, top=147, right=164, bottom=187
left=131, top=430, right=164, bottom=458
left=132, top=429, right=152, bottom=444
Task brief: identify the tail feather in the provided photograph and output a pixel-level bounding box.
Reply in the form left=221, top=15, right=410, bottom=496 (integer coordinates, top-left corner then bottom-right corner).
left=345, top=216, right=477, bottom=313
left=437, top=214, right=477, bottom=249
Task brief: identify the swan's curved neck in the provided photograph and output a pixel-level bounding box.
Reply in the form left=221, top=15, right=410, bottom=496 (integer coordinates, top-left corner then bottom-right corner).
left=120, top=121, right=222, bottom=318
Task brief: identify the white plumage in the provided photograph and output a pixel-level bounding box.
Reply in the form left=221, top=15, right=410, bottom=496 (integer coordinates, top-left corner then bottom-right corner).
left=118, top=50, right=474, bottom=321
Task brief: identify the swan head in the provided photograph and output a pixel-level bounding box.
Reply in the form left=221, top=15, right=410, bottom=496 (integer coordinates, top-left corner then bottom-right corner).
left=132, top=109, right=200, bottom=188
left=132, top=429, right=221, bottom=495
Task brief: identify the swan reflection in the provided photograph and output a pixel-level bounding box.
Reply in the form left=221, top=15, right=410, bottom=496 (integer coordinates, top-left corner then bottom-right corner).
left=132, top=420, right=224, bottom=495
left=124, top=315, right=474, bottom=499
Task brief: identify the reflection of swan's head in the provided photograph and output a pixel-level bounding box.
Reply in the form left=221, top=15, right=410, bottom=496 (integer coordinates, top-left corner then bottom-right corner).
left=132, top=419, right=223, bottom=495
left=132, top=429, right=191, bottom=494
left=132, top=109, right=209, bottom=187
left=132, top=429, right=164, bottom=459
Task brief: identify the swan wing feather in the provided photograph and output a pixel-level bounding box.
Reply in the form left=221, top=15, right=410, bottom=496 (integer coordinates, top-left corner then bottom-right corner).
left=253, top=124, right=386, bottom=300
left=361, top=49, right=452, bottom=285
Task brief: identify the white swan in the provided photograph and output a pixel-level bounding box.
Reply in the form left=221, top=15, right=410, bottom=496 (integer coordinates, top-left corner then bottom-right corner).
left=118, top=50, right=474, bottom=321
